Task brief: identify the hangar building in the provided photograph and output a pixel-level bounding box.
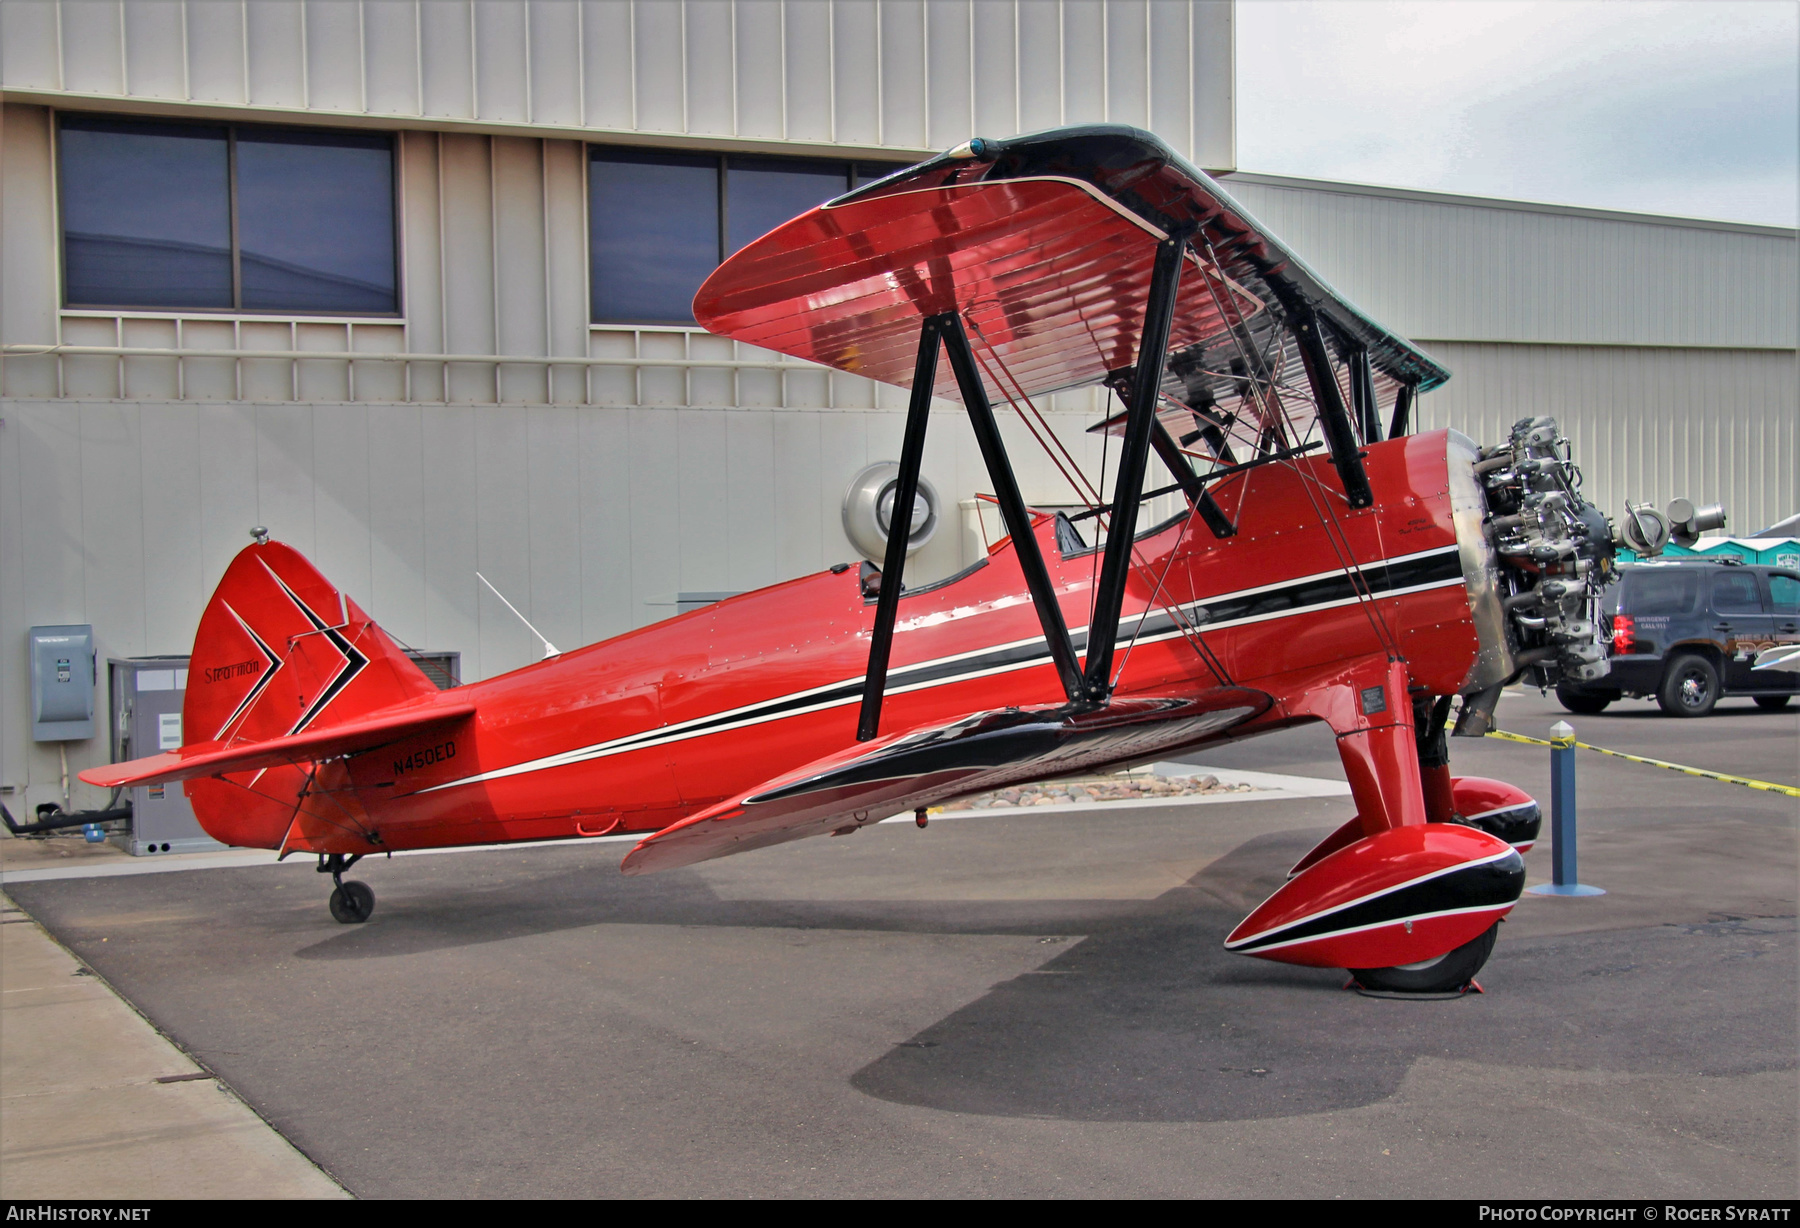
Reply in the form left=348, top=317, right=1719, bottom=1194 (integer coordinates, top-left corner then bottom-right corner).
left=1, top=0, right=1794, bottom=813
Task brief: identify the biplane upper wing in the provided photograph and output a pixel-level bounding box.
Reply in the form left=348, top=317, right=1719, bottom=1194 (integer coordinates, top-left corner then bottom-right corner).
left=621, top=688, right=1270, bottom=875
left=694, top=124, right=1450, bottom=425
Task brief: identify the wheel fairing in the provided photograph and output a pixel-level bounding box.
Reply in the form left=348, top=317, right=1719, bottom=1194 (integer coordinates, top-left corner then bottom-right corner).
left=1451, top=776, right=1541, bottom=852
left=1225, top=825, right=1524, bottom=969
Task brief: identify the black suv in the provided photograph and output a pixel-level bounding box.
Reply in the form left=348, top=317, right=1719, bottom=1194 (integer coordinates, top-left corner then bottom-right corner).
left=1557, top=560, right=1800, bottom=717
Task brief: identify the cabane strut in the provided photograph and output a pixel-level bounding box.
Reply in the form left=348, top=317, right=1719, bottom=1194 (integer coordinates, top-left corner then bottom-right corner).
left=857, top=227, right=1193, bottom=736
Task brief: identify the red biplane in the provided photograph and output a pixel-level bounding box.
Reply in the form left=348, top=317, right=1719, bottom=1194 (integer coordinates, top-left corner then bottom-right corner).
left=81, top=126, right=1625, bottom=993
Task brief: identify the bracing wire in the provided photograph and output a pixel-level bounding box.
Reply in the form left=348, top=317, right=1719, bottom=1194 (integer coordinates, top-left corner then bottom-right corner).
left=963, top=280, right=1234, bottom=691
left=1194, top=233, right=1402, bottom=661
left=965, top=317, right=1105, bottom=511
left=221, top=760, right=379, bottom=849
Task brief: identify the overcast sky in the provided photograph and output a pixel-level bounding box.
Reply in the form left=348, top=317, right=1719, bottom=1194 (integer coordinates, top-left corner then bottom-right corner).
left=1234, top=0, right=1798, bottom=226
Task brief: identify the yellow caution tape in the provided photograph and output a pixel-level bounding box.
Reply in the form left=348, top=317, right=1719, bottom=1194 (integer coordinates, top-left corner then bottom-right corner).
left=1483, top=728, right=1800, bottom=799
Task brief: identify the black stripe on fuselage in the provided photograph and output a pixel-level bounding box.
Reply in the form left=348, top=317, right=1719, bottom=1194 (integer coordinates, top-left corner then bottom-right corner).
left=413, top=546, right=1463, bottom=794
left=1124, top=547, right=1464, bottom=644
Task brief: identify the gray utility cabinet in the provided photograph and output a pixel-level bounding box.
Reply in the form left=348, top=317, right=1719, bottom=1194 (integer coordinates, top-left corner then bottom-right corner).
left=109, top=657, right=224, bottom=856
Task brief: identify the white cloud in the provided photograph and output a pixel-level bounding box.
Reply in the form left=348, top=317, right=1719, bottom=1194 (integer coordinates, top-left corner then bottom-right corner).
left=1236, top=0, right=1798, bottom=225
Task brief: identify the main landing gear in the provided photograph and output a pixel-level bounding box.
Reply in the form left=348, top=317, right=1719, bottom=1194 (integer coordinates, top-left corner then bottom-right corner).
left=1349, top=923, right=1499, bottom=994
left=318, top=853, right=375, bottom=924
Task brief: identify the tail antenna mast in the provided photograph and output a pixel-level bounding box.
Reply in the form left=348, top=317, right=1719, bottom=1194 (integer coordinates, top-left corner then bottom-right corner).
left=476, top=572, right=560, bottom=659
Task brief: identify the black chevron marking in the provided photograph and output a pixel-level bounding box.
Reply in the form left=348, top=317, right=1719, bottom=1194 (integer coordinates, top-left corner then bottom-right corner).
left=262, top=564, right=369, bottom=736
left=212, top=601, right=288, bottom=741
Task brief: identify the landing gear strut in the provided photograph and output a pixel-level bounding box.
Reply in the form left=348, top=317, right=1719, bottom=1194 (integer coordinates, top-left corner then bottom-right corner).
left=317, top=853, right=375, bottom=924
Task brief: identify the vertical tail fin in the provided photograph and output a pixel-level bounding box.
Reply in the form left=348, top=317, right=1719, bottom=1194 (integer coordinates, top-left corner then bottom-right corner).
left=178, top=539, right=440, bottom=851
left=185, top=539, right=438, bottom=750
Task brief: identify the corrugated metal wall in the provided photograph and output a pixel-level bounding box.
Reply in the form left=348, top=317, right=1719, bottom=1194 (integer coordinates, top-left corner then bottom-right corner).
left=1219, top=175, right=1797, bottom=350
left=1222, top=172, right=1799, bottom=532
left=1414, top=342, right=1797, bottom=534
left=0, top=397, right=1113, bottom=670
left=0, top=388, right=1144, bottom=808
left=1, top=104, right=986, bottom=410
left=0, top=0, right=1236, bottom=163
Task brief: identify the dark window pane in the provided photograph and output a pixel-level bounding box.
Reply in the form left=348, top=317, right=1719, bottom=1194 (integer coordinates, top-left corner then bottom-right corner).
left=237, top=128, right=396, bottom=313
left=59, top=117, right=231, bottom=308
left=726, top=156, right=848, bottom=254
left=1624, top=571, right=1702, bottom=616
left=1770, top=574, right=1799, bottom=614
left=1712, top=571, right=1764, bottom=614
left=590, top=149, right=719, bottom=323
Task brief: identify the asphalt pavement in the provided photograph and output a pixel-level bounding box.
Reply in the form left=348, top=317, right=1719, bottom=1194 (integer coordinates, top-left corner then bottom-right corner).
left=4, top=687, right=1794, bottom=1198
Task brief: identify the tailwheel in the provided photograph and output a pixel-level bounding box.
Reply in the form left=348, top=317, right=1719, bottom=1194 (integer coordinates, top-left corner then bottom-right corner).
left=328, top=881, right=376, bottom=924
left=318, top=853, right=374, bottom=924
left=1349, top=922, right=1498, bottom=994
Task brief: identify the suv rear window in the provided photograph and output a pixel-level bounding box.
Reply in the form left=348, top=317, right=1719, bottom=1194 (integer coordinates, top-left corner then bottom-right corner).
left=1711, top=571, right=1764, bottom=614
left=1623, top=570, right=1703, bottom=615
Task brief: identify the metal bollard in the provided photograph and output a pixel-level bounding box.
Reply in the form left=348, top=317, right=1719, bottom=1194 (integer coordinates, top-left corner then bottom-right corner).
left=1526, top=720, right=1605, bottom=897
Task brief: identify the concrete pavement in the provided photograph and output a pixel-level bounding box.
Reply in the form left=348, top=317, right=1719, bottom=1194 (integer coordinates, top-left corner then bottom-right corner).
left=0, top=890, right=346, bottom=1199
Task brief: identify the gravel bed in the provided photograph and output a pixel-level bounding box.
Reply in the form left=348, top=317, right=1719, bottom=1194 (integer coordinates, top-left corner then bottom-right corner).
left=955, top=773, right=1256, bottom=809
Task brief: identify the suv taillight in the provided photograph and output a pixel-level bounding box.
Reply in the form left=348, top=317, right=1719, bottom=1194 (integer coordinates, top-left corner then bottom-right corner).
left=1611, top=613, right=1635, bottom=654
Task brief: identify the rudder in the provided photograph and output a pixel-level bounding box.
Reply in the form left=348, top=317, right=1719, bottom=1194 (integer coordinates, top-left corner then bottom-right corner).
left=182, top=539, right=438, bottom=849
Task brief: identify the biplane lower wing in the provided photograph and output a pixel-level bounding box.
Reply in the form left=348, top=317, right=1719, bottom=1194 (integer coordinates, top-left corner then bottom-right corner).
left=621, top=688, right=1271, bottom=876
left=83, top=700, right=476, bottom=789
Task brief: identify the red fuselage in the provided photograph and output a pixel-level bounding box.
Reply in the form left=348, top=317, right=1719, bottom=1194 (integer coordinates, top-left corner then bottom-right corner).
left=189, top=430, right=1480, bottom=856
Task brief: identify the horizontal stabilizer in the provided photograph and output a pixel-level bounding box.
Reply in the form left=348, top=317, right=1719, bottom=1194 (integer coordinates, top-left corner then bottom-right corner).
left=622, top=689, right=1269, bottom=876
left=80, top=700, right=476, bottom=789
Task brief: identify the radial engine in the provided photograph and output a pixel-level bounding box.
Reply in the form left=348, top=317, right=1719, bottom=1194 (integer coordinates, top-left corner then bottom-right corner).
left=1476, top=417, right=1617, bottom=690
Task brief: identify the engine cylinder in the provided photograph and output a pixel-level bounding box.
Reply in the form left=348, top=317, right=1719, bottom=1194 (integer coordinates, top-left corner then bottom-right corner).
left=1463, top=417, right=1617, bottom=694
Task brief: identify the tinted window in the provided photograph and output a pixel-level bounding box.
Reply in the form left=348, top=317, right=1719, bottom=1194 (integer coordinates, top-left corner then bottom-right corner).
left=1623, top=571, right=1702, bottom=616
left=589, top=148, right=865, bottom=323
left=1712, top=571, right=1764, bottom=614
left=1767, top=573, right=1798, bottom=614
left=236, top=128, right=395, bottom=313
left=60, top=117, right=232, bottom=308
left=590, top=149, right=720, bottom=324
left=726, top=156, right=849, bottom=254
left=59, top=116, right=394, bottom=314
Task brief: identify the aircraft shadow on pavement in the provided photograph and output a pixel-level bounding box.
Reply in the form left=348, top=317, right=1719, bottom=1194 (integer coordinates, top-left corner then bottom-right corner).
left=845, top=834, right=1799, bottom=1124
left=271, top=813, right=1340, bottom=962
left=281, top=830, right=1793, bottom=1127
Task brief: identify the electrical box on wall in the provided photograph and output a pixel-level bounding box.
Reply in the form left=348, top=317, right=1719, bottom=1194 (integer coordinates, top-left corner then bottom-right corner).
left=109, top=658, right=223, bottom=856
left=30, top=625, right=95, bottom=741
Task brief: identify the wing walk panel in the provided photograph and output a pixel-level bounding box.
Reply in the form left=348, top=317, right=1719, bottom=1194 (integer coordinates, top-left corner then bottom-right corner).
left=621, top=689, right=1270, bottom=876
